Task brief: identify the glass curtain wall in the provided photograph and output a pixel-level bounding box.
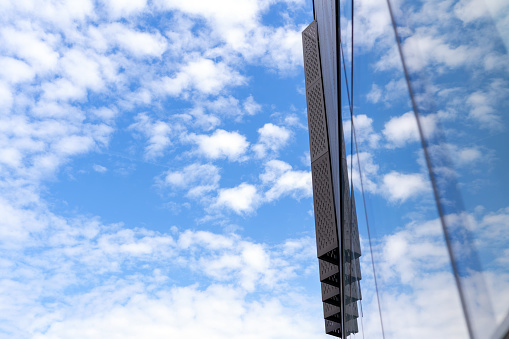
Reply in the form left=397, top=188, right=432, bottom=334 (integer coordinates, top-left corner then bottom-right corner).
left=311, top=0, right=509, bottom=337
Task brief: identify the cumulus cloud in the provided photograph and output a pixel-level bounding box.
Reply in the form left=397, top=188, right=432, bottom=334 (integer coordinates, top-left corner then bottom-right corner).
left=465, top=80, right=507, bottom=130
left=243, top=95, right=262, bottom=116
left=212, top=183, right=260, bottom=214
left=100, top=0, right=147, bottom=19
left=162, top=163, right=220, bottom=198
left=33, top=284, right=323, bottom=339
left=347, top=152, right=379, bottom=194
left=0, top=82, right=13, bottom=113
left=381, top=171, right=430, bottom=202
left=0, top=57, right=35, bottom=84
left=360, top=209, right=509, bottom=339
left=427, top=143, right=488, bottom=172
left=129, top=113, right=172, bottom=160
left=343, top=114, right=381, bottom=149
left=99, top=23, right=168, bottom=58
left=200, top=95, right=261, bottom=120
left=260, top=160, right=312, bottom=201
left=0, top=27, right=59, bottom=73
left=401, top=33, right=472, bottom=72
left=382, top=111, right=437, bottom=147
left=0, top=194, right=322, bottom=338
left=253, top=123, right=291, bottom=158
left=193, top=129, right=249, bottom=161
left=153, top=0, right=305, bottom=72
left=156, top=58, right=246, bottom=97
left=366, top=83, right=382, bottom=103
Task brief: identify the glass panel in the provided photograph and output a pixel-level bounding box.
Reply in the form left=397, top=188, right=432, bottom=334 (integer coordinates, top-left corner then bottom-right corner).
left=384, top=0, right=509, bottom=337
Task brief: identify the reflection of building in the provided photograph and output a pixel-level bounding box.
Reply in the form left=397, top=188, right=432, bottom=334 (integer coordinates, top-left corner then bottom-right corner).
left=302, top=17, right=362, bottom=338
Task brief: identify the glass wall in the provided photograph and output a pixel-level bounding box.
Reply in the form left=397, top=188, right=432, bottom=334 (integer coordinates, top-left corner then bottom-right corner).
left=312, top=0, right=509, bottom=337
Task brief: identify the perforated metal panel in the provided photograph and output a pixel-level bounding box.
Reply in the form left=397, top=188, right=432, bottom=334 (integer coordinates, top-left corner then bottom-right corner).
left=306, top=81, right=329, bottom=162
left=302, top=21, right=320, bottom=87
left=321, top=282, right=340, bottom=305
left=345, top=319, right=359, bottom=336
left=320, top=259, right=361, bottom=282
left=303, top=19, right=363, bottom=338
left=323, top=303, right=341, bottom=322
left=312, top=153, right=338, bottom=257
left=344, top=282, right=361, bottom=303
left=344, top=259, right=362, bottom=282
left=319, top=259, right=339, bottom=281
left=325, top=320, right=342, bottom=337
left=303, top=21, right=328, bottom=164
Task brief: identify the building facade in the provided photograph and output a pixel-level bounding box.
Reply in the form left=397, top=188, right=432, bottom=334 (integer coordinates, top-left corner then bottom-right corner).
left=302, top=15, right=362, bottom=338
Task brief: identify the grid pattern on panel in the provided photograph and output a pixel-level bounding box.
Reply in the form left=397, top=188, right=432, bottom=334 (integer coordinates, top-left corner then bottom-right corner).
left=302, top=21, right=320, bottom=87
left=312, top=153, right=338, bottom=256
left=323, top=303, right=341, bottom=321
left=303, top=19, right=365, bottom=338
left=319, top=259, right=339, bottom=281
left=345, top=319, right=359, bottom=336
left=303, top=19, right=318, bottom=40
left=345, top=301, right=359, bottom=320
left=321, top=282, right=340, bottom=303
left=344, top=259, right=362, bottom=282
left=306, top=81, right=328, bottom=162
left=325, top=320, right=341, bottom=337
left=344, top=283, right=361, bottom=302
left=303, top=33, right=321, bottom=86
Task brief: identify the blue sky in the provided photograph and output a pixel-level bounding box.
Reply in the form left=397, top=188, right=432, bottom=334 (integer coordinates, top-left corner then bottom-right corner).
left=0, top=0, right=508, bottom=338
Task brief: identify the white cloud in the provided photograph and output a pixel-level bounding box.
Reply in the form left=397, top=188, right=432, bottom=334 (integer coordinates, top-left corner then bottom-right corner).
left=453, top=0, right=509, bottom=26
left=91, top=107, right=118, bottom=121
left=93, top=164, right=107, bottom=173
left=42, top=78, right=87, bottom=102
left=366, top=83, right=382, bottom=103
left=0, top=147, right=22, bottom=168
left=402, top=33, right=472, bottom=72
left=163, top=163, right=220, bottom=198
left=428, top=143, right=486, bottom=170
left=359, top=208, right=509, bottom=338
left=100, top=23, right=168, bottom=58
left=263, top=26, right=304, bottom=72
left=253, top=123, right=291, bottom=158
left=347, top=152, right=379, bottom=194
left=193, top=129, right=249, bottom=161
left=381, top=171, right=430, bottom=202
left=157, top=58, right=246, bottom=97
left=382, top=111, right=436, bottom=147
left=213, top=183, right=260, bottom=214
left=0, top=82, right=13, bottom=113
left=243, top=95, right=262, bottom=116
left=466, top=79, right=507, bottom=130
left=32, top=283, right=322, bottom=339
left=101, top=0, right=147, bottom=19
left=0, top=57, right=35, bottom=84
left=200, top=95, right=261, bottom=121
left=3, top=0, right=94, bottom=30
left=351, top=0, right=393, bottom=51
left=0, top=27, right=59, bottom=73
left=53, top=135, right=95, bottom=155
left=260, top=160, right=311, bottom=202
left=343, top=114, right=380, bottom=149
left=0, top=191, right=322, bottom=337
left=60, top=49, right=104, bottom=91
left=129, top=113, right=172, bottom=160
left=154, top=0, right=305, bottom=72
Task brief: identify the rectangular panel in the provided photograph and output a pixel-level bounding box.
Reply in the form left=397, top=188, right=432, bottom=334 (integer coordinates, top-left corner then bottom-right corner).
left=306, top=80, right=329, bottom=162
left=312, top=152, right=339, bottom=258
left=325, top=320, right=342, bottom=337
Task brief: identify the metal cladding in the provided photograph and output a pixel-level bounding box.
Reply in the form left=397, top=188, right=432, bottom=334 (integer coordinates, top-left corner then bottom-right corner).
left=303, top=20, right=362, bottom=338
